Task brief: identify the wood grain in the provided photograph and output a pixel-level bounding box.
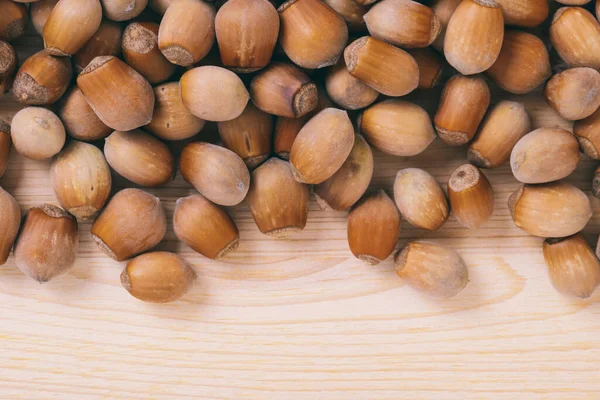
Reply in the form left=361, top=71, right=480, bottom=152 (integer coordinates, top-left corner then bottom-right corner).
left=1, top=34, right=600, bottom=400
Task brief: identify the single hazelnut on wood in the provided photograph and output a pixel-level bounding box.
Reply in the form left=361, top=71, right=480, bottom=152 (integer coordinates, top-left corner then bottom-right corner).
left=290, top=108, right=354, bottom=184
left=545, top=68, right=600, bottom=121
left=158, top=0, right=215, bottom=66
left=215, top=0, right=279, bottom=72
left=246, top=157, right=310, bottom=237
left=359, top=99, right=436, bottom=157
left=30, top=0, right=58, bottom=35
left=324, top=60, right=379, bottom=110
left=393, top=168, right=449, bottom=231
left=101, top=0, right=148, bottom=21
left=43, top=0, right=103, bottom=56
left=0, top=120, right=10, bottom=178
left=508, top=182, right=592, bottom=238
left=550, top=7, right=600, bottom=70
left=0, top=186, right=21, bottom=265
left=0, top=40, right=17, bottom=94
left=91, top=188, right=167, bottom=261
left=444, top=0, right=504, bottom=75
left=448, top=164, right=494, bottom=229
left=12, top=50, right=73, bottom=105
left=0, top=0, right=28, bottom=42
left=544, top=234, right=600, bottom=299
left=314, top=134, right=373, bottom=211
left=494, top=0, right=548, bottom=27
left=121, top=252, right=196, bottom=303
left=574, top=107, right=600, bottom=159
left=364, top=0, right=441, bottom=49
left=395, top=241, right=469, bottom=298
left=277, top=0, right=348, bottom=69
left=180, top=66, right=249, bottom=122
left=51, top=141, right=112, bottom=220
left=434, top=74, right=490, bottom=146
left=77, top=56, right=155, bottom=131
left=347, top=190, right=401, bottom=265
left=174, top=194, right=239, bottom=259
left=468, top=101, right=531, bottom=169
left=322, top=0, right=368, bottom=32
left=14, top=204, right=78, bottom=283
left=73, top=20, right=123, bottom=73
left=431, top=0, right=462, bottom=50
left=11, top=107, right=65, bottom=160
left=180, top=142, right=250, bottom=206
left=409, top=48, right=445, bottom=89
left=58, top=87, right=112, bottom=142
left=510, top=128, right=580, bottom=184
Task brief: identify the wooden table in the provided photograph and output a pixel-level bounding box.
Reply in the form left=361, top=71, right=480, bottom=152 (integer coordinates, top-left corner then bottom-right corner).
left=1, top=34, right=599, bottom=400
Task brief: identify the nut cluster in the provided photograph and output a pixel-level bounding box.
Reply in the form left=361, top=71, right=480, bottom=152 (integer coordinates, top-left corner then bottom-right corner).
left=0, top=0, right=599, bottom=303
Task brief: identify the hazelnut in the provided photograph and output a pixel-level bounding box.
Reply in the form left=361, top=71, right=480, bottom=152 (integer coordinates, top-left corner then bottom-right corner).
left=14, top=204, right=78, bottom=283
left=550, top=7, right=600, bottom=70
left=409, top=48, right=445, bottom=89
left=314, top=134, right=373, bottom=211
left=30, top=0, right=58, bottom=35
left=246, top=158, right=310, bottom=237
left=431, top=0, right=462, bottom=50
left=149, top=0, right=172, bottom=13
left=12, top=49, right=73, bottom=105
left=104, top=129, right=175, bottom=187
left=324, top=60, right=379, bottom=110
left=364, top=0, right=441, bottom=48
left=359, top=99, right=436, bottom=156
left=73, top=20, right=123, bottom=73
left=215, top=0, right=279, bottom=72
left=273, top=116, right=308, bottom=160
left=0, top=0, right=27, bottom=42
left=0, top=120, right=10, bottom=177
left=510, top=128, right=580, bottom=184
left=393, top=168, right=449, bottom=231
left=434, top=75, right=490, bottom=146
left=51, top=141, right=112, bottom=220
left=91, top=188, right=167, bottom=261
left=444, top=0, right=504, bottom=75
left=344, top=36, right=419, bottom=97
left=395, top=241, right=469, bottom=298
left=508, top=182, right=592, bottom=238
left=121, top=252, right=196, bottom=303
left=290, top=108, right=354, bottom=184
left=158, top=0, right=215, bottom=66
left=0, top=186, right=21, bottom=265
left=545, top=67, right=600, bottom=121
left=494, top=0, right=548, bottom=27
left=43, top=0, right=103, bottom=56
left=101, top=0, right=148, bottom=21
left=447, top=164, right=494, bottom=229
left=0, top=40, right=17, bottom=94
left=277, top=0, right=348, bottom=69
left=347, top=190, right=401, bottom=265
left=544, top=234, right=600, bottom=299
left=174, top=194, right=239, bottom=259
left=322, top=0, right=368, bottom=32
left=179, top=142, right=250, bottom=206
left=58, top=87, right=112, bottom=142
left=468, top=101, right=531, bottom=168
left=11, top=107, right=65, bottom=160
left=180, top=66, right=249, bottom=122
left=77, top=56, right=155, bottom=131
left=574, top=107, right=600, bottom=159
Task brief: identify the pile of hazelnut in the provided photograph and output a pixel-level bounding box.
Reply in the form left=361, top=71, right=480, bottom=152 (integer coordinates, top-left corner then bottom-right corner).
left=1, top=0, right=600, bottom=303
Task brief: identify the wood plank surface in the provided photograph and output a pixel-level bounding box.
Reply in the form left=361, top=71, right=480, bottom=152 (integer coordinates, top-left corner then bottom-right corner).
left=1, top=33, right=600, bottom=400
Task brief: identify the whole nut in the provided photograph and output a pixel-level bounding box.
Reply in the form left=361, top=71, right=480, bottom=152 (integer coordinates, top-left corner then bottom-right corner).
left=545, top=67, right=600, bottom=121
left=510, top=128, right=580, bottom=184
left=77, top=56, right=155, bottom=131
left=0, top=40, right=17, bottom=94
left=73, top=20, right=123, bottom=73
left=51, top=141, right=112, bottom=220
left=447, top=164, right=494, bottom=229
left=550, top=7, right=600, bottom=70
left=273, top=116, right=308, bottom=160
left=0, top=120, right=10, bottom=177
left=508, top=182, right=592, bottom=238
left=395, top=241, right=469, bottom=298
left=30, top=0, right=59, bottom=35
left=359, top=99, right=436, bottom=156
left=14, top=204, right=78, bottom=283
left=101, top=0, right=148, bottom=21
left=325, top=60, right=379, bottom=110
left=180, top=142, right=250, bottom=206
left=0, top=0, right=28, bottom=42
left=104, top=129, right=175, bottom=187
left=121, top=252, right=196, bottom=303
left=0, top=186, right=21, bottom=265
left=174, top=194, right=239, bottom=259
left=347, top=190, right=401, bottom=265
left=322, top=0, right=368, bottom=32
left=246, top=157, right=310, bottom=237
left=494, top=0, right=548, bottom=27
left=393, top=168, right=449, bottom=231
left=58, top=87, right=112, bottom=142
left=91, top=188, right=167, bottom=261
left=409, top=48, right=445, bottom=89
left=574, top=107, right=600, bottom=159
left=11, top=107, right=65, bottom=160
left=544, top=234, right=600, bottom=299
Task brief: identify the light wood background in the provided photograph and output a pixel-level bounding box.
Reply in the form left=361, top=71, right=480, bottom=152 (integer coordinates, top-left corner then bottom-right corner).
left=1, top=33, right=600, bottom=400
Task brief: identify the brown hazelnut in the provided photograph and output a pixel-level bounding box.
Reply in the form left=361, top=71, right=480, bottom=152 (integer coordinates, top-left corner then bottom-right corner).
left=51, top=141, right=112, bottom=220
left=324, top=60, right=379, bottom=110
left=393, top=168, right=449, bottom=231
left=0, top=120, right=10, bottom=178
left=409, top=48, right=445, bottom=89
left=14, top=205, right=78, bottom=283
left=77, top=56, right=155, bottom=131
left=508, top=182, right=592, bottom=238
left=0, top=186, right=20, bottom=265
left=550, top=7, right=600, bottom=70
left=91, top=188, right=167, bottom=261
left=121, top=252, right=196, bottom=303
left=0, top=0, right=28, bottom=42
left=448, top=164, right=494, bottom=229
left=545, top=67, right=600, bottom=121
left=322, top=0, right=368, bottom=32
left=431, top=0, right=462, bottom=50
left=58, top=87, right=112, bottom=142
left=273, top=116, right=308, bottom=160
left=174, top=194, right=239, bottom=259
left=73, top=20, right=123, bottom=73
left=101, top=0, right=148, bottom=21
left=11, top=107, right=65, bottom=160
left=347, top=190, right=401, bottom=265
left=395, top=241, right=469, bottom=298
left=246, top=157, right=310, bottom=237
left=30, top=0, right=59, bottom=35
left=494, top=0, right=548, bottom=27
left=574, top=107, right=600, bottom=159
left=180, top=142, right=250, bottom=206
left=0, top=40, right=17, bottom=94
